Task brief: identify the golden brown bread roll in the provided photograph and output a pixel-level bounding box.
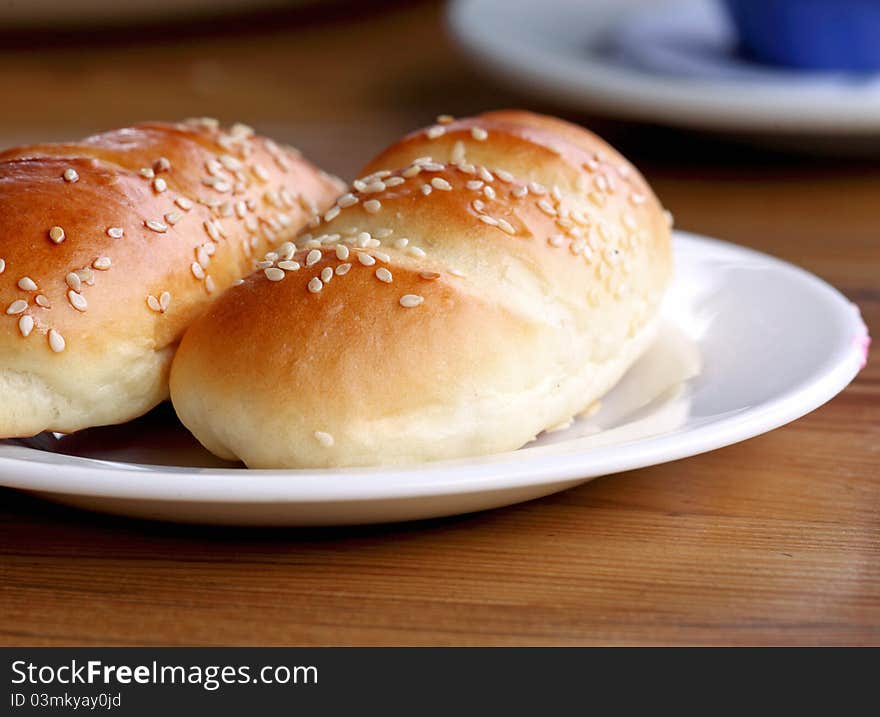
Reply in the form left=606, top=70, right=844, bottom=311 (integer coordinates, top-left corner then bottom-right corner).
left=0, top=119, right=343, bottom=437
left=170, top=110, right=673, bottom=468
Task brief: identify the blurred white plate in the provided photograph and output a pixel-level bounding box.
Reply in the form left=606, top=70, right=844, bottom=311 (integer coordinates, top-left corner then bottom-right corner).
left=449, top=0, right=880, bottom=139
left=0, top=232, right=868, bottom=526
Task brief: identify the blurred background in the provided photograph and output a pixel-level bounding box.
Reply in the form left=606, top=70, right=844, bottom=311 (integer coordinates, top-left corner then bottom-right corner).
left=0, top=0, right=877, bottom=292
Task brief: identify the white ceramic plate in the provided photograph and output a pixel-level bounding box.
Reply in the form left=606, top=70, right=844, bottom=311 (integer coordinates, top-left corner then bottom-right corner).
left=448, top=0, right=880, bottom=139
left=0, top=232, right=868, bottom=526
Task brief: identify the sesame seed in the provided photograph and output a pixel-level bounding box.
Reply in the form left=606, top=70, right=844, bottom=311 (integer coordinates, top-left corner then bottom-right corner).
left=393, top=237, right=409, bottom=249
left=191, top=262, right=205, bottom=280
left=422, top=162, right=444, bottom=172
left=375, top=227, right=393, bottom=238
left=483, top=185, right=496, bottom=199
left=153, top=177, right=167, bottom=193
left=256, top=260, right=273, bottom=269
left=67, top=290, right=87, bottom=312
left=265, top=267, right=285, bottom=281
left=335, top=263, right=351, bottom=276
left=18, top=315, right=34, bottom=337
left=75, top=267, right=94, bottom=285
left=17, top=276, right=37, bottom=291
left=478, top=215, right=498, bottom=226
left=413, top=156, right=434, bottom=165
left=307, top=277, right=323, bottom=293
left=630, top=192, right=647, bottom=205
left=139, top=167, right=155, bottom=179
left=497, top=218, right=515, bottom=235
left=35, top=295, right=50, bottom=308
left=0, top=259, right=4, bottom=273
left=63, top=168, right=79, bottom=183
left=335, top=244, right=350, bottom=260
left=431, top=177, right=452, bottom=191
left=366, top=170, right=393, bottom=182
left=471, top=127, right=488, bottom=141
left=49, top=226, right=65, bottom=243
left=337, top=193, right=359, bottom=208
left=402, top=165, right=421, bottom=178
left=451, top=140, right=466, bottom=163
left=357, top=252, right=376, bottom=266
left=588, top=192, right=605, bottom=208
left=384, top=176, right=405, bottom=188
left=205, top=275, right=216, bottom=293
left=91, top=256, right=111, bottom=271
left=6, top=299, right=27, bottom=315
left=529, top=181, right=547, bottom=195
left=321, top=206, right=340, bottom=223
left=314, top=431, right=334, bottom=447
left=437, top=114, right=454, bottom=124
left=478, top=167, right=494, bottom=183
left=48, top=329, right=65, bottom=353
left=175, top=197, right=194, bottom=211
left=399, top=294, right=424, bottom=308
left=512, top=185, right=528, bottom=198
left=147, top=295, right=161, bottom=312
left=160, top=291, right=171, bottom=311
left=278, top=260, right=300, bottom=271
left=408, top=246, right=426, bottom=258
left=538, top=199, right=557, bottom=216
left=426, top=125, right=445, bottom=139
left=495, top=169, right=514, bottom=183
left=321, top=266, right=334, bottom=283
left=449, top=268, right=466, bottom=277
left=165, top=211, right=183, bottom=225
left=364, top=180, right=386, bottom=194
left=363, top=199, right=381, bottom=214
left=145, top=219, right=168, bottom=233
left=220, top=154, right=243, bottom=171
left=419, top=271, right=441, bottom=280
left=375, top=267, right=393, bottom=283
left=421, top=184, right=432, bottom=196
left=154, top=156, right=171, bottom=173
left=219, top=202, right=234, bottom=218
left=472, top=199, right=485, bottom=212
left=204, top=220, right=221, bottom=242
left=457, top=162, right=477, bottom=175
left=548, top=234, right=565, bottom=247
left=305, top=249, right=322, bottom=267
left=594, top=175, right=609, bottom=193
left=373, top=251, right=390, bottom=262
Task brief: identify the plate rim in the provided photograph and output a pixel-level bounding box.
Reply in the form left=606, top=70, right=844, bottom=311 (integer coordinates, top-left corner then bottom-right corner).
left=0, top=231, right=867, bottom=504
left=448, top=0, right=880, bottom=134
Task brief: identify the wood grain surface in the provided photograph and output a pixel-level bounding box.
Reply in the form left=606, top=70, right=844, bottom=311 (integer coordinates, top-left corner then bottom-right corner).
left=0, top=1, right=877, bottom=646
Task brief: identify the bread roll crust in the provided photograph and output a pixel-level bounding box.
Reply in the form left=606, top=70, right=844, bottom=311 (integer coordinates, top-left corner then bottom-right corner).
left=0, top=120, right=342, bottom=437
left=170, top=111, right=672, bottom=467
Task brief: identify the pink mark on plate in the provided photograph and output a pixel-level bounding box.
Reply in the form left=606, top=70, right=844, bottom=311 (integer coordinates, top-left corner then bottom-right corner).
left=850, top=302, right=870, bottom=370
left=855, top=334, right=871, bottom=370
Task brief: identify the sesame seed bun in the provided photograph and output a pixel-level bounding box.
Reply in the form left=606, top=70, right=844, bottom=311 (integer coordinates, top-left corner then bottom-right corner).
left=170, top=110, right=672, bottom=467
left=0, top=120, right=343, bottom=437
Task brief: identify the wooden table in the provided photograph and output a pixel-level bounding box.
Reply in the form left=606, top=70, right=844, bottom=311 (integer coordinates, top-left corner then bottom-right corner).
left=0, top=1, right=877, bottom=646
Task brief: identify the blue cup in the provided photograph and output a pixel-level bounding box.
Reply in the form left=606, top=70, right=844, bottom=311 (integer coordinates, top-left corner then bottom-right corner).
left=722, top=0, right=880, bottom=71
